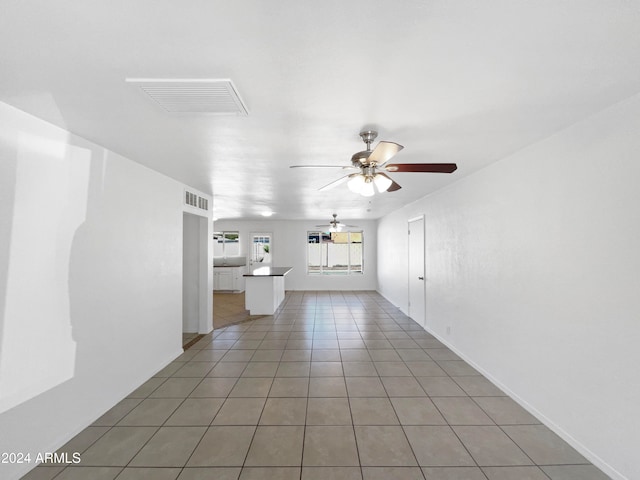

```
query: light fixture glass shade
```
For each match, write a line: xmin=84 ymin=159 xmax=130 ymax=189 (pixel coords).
xmin=373 ymin=173 xmax=392 ymax=192
xmin=360 ymin=179 xmax=375 ymax=197
xmin=347 ymin=174 xmax=365 ymax=193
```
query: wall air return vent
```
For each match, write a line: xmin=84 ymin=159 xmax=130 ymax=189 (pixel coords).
xmin=126 ymin=78 xmax=248 ymax=115
xmin=185 ymin=190 xmax=209 ymax=211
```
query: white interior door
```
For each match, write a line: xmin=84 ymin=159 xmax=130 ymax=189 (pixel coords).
xmin=408 ymin=216 xmax=426 ymax=328
xmin=250 ymin=232 xmax=272 ymax=268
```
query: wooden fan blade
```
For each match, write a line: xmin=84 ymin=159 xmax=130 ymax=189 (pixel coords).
xmin=318 ymin=174 xmax=353 ymax=192
xmin=384 ymin=163 xmax=457 ymax=173
xmin=377 ymin=172 xmax=402 ymax=192
xmin=368 ymin=141 xmax=404 ymax=165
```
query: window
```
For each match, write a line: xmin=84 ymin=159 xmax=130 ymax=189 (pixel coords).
xmin=307 ymin=231 xmax=363 ymax=275
xmin=213 ymin=231 xmax=240 ymax=257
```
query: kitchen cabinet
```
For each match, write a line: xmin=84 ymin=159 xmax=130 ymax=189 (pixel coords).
xmin=213 ymin=266 xmax=245 ymax=292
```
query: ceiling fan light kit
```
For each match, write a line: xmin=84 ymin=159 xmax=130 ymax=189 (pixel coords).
xmin=316 ymin=214 xmax=358 ymax=233
xmin=290 ymin=129 xmax=458 ymax=196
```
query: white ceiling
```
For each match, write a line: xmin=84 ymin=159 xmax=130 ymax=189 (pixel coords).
xmin=2 ymin=0 xmax=640 ymax=220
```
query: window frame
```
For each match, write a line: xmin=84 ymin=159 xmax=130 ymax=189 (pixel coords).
xmin=306 ymin=230 xmax=364 ymax=275
xmin=213 ymin=231 xmax=240 ymax=257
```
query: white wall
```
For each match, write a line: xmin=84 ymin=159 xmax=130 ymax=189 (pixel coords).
xmin=0 ymin=101 xmax=206 ymax=479
xmin=377 ymin=95 xmax=640 ymax=480
xmin=213 ymin=219 xmax=378 ymax=291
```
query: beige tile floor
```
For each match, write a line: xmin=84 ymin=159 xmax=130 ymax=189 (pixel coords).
xmin=23 ymin=291 xmax=610 ymax=480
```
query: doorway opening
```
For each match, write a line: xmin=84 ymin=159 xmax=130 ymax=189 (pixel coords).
xmin=182 ymin=212 xmax=211 ymax=347
xmin=249 ymin=232 xmax=272 ymax=268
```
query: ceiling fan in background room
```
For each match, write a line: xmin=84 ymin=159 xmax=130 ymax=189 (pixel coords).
xmin=290 ymin=130 xmax=458 ymax=196
xmin=316 ymin=214 xmax=358 ymax=232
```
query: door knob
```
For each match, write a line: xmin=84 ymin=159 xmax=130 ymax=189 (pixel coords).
xmin=418 ymin=276 xmax=424 ymax=280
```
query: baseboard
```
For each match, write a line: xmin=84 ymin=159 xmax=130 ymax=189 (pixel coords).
xmin=12 ymin=348 xmax=184 ymax=480
xmin=423 ymin=327 xmax=627 ymax=480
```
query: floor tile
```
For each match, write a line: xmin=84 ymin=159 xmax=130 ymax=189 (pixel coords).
xmin=405 ymin=361 xmax=447 ymax=376
xmin=416 ymin=377 xmax=467 ymax=397
xmin=422 ymin=466 xmax=486 ymax=479
xmin=343 ymin=362 xmax=378 ymax=377
xmin=245 ymin=426 xmax=304 ymax=466
xmin=350 ymin=397 xmax=399 ymax=425
xmin=482 ymin=466 xmax=549 ymax=480
xmin=165 ymin=398 xmax=224 ymax=426
xmin=173 ymin=362 xmax=216 ymax=377
xmin=340 ymin=350 xmax=372 ymax=361
xmin=397 ymin=349 xmax=432 ymax=361
xmin=540 ymin=464 xmax=611 ymax=480
xmin=368 ymin=349 xmax=402 ymax=361
xmin=374 ymin=362 xmax=412 ymax=376
xmin=452 ymin=376 xmax=504 ymax=396
xmin=473 ymin=397 xmax=540 ymax=425
xmin=312 ymin=349 xmax=342 ymax=361
xmin=381 ymin=377 xmax=427 ymax=396
xmin=362 ymin=467 xmax=424 ymax=479
xmin=424 ymin=349 xmax=460 ymax=361
xmin=354 ymin=425 xmax=417 ymax=466
xmin=276 ymin=362 xmax=311 ymax=377
xmin=281 ymin=350 xmax=312 ymax=361
xmin=128 ymin=378 xmax=165 ymax=398
xmin=54 ymin=291 xmax=608 ymax=479
xmin=213 ymin=397 xmax=266 ymax=425
xmin=129 ymin=426 xmax=206 ymax=466
xmin=20 ymin=466 xmax=65 ymax=480
xmin=189 ymin=377 xmax=237 ymax=397
xmin=53 ymin=426 xmax=110 ymax=461
xmin=269 ymin=377 xmax=310 ymax=397
xmin=177 ymin=467 xmax=241 ymax=480
xmin=239 ymin=467 xmax=301 ymax=479
xmin=453 ymin=426 xmax=533 ymax=466
xmin=92 ymin=399 xmax=143 ymax=426
xmin=251 ymin=350 xmax=284 ymax=362
xmin=303 ymin=426 xmax=360 ymax=466
xmin=228 ymin=377 xmax=273 ymax=397
xmin=50 ymin=467 xmax=122 ymax=480
xmin=187 ymin=426 xmax=256 ymax=466
xmin=149 ymin=378 xmax=202 ymax=398
xmin=501 ymin=425 xmax=588 ymax=465
xmin=311 ymin=361 xmax=345 ymax=377
xmin=80 ymin=427 xmax=158 ymax=466
xmin=309 ymin=377 xmax=348 ymax=397
xmin=403 ymin=426 xmax=475 ymax=467
xmin=260 ymin=397 xmax=307 ymax=425
xmin=241 ymin=362 xmax=279 ymax=377
xmin=209 ymin=362 xmax=248 ymax=377
xmin=390 ymin=397 xmax=447 ymax=425
xmin=112 ymin=467 xmax=181 ymax=479
xmin=118 ymin=398 xmax=183 ymax=426
xmin=345 ymin=377 xmax=387 ymax=397
xmin=302 ymin=466 xmax=363 ymax=480
xmin=431 ymin=397 xmax=494 ymax=425
xmin=307 ymin=397 xmax=353 ymax=425
xmin=190 ymin=349 xmax=227 ymax=362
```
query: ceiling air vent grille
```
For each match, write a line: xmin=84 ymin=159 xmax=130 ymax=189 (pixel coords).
xmin=185 ymin=190 xmax=209 ymax=211
xmin=127 ymin=78 xmax=248 ymax=115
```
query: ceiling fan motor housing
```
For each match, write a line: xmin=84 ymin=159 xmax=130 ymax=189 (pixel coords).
xmin=352 ymin=130 xmax=378 ymax=166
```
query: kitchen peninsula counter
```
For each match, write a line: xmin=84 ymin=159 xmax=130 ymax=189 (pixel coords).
xmin=243 ymin=267 xmax=291 ymax=314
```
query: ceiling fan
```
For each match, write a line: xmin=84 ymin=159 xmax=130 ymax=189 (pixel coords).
xmin=290 ymin=130 xmax=457 ymax=196
xmin=316 ymin=213 xmax=357 ymax=232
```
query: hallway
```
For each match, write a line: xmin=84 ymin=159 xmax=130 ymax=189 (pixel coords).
xmin=25 ymin=291 xmax=608 ymax=480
